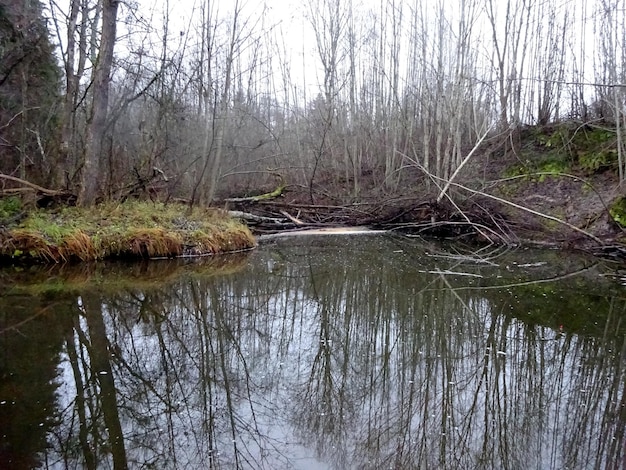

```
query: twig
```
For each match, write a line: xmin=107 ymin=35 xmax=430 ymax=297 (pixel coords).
xmin=280 ymin=210 xmax=305 ymax=225
xmin=397 ymin=150 xmax=506 ymax=242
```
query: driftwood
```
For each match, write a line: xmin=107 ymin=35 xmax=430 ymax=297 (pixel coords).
xmin=0 ymin=173 xmax=75 ymax=211
xmin=280 ymin=210 xmax=305 ymax=225
xmin=444 ymin=180 xmax=604 ymax=245
xmin=227 ymin=202 xmax=348 ymax=233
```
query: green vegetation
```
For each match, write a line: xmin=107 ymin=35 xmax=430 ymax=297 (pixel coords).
xmin=0 ymin=195 xmax=21 ymax=219
xmin=0 ymin=200 xmax=256 ymax=262
xmin=609 ymin=196 xmax=626 ymax=228
xmin=513 ymin=123 xmax=619 ymax=178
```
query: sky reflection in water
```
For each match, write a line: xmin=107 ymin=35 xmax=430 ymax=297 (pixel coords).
xmin=0 ymin=234 xmax=625 ymax=469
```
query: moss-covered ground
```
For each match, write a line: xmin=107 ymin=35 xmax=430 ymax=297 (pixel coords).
xmin=0 ymin=200 xmax=256 ymax=263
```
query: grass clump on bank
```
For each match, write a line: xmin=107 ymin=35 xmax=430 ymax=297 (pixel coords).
xmin=0 ymin=201 xmax=256 ymax=263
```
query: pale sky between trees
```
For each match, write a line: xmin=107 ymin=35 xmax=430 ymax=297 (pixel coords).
xmin=41 ymin=0 xmax=625 ymax=204
xmin=50 ymin=0 xmax=614 ymax=105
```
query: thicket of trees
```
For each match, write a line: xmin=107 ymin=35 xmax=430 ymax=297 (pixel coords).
xmin=0 ymin=0 xmax=60 ymax=186
xmin=1 ymin=0 xmax=625 ymax=206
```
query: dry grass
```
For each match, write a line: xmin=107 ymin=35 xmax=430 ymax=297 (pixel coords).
xmin=61 ymin=230 xmax=97 ymax=261
xmin=0 ymin=201 xmax=256 ymax=263
xmin=122 ymin=228 xmax=183 ymax=258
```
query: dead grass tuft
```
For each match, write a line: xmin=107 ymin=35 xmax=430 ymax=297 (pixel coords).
xmin=122 ymin=228 xmax=183 ymax=258
xmin=60 ymin=231 xmax=97 ymax=261
xmin=2 ymin=230 xmax=60 ymax=262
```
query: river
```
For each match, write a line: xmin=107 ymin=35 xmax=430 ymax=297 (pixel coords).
xmin=1 ymin=234 xmax=624 ymax=469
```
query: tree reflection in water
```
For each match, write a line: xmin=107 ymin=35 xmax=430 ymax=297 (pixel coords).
xmin=2 ymin=236 xmax=624 ymax=469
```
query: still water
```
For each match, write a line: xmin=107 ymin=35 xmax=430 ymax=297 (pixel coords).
xmin=1 ymin=234 xmax=625 ymax=469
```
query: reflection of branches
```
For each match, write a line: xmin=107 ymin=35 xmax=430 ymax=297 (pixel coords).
xmin=297 ymin=261 xmax=348 ymax=464
xmin=0 ymin=301 xmax=59 ymax=334
xmin=37 ymin=236 xmax=626 ymax=469
xmin=445 ymin=262 xmax=599 ymax=292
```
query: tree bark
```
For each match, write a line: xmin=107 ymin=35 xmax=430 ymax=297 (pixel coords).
xmin=78 ymin=0 xmax=119 ymax=206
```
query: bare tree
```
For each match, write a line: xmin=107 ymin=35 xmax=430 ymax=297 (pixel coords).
xmin=78 ymin=0 xmax=120 ymax=206
xmin=190 ymin=0 xmax=260 ymax=206
xmin=33 ymin=0 xmax=626 ymax=204
xmin=304 ymin=0 xmax=349 ymax=200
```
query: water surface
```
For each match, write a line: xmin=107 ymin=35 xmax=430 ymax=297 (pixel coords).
xmin=1 ymin=234 xmax=625 ymax=469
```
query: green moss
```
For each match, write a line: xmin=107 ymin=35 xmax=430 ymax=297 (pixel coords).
xmin=504 ymin=157 xmax=569 ymax=182
xmin=504 ymin=164 xmax=529 ymax=178
xmin=609 ymin=197 xmax=626 ymax=227
xmin=534 ymin=126 xmax=566 ymax=148
xmin=520 ymin=123 xmax=618 ymax=176
xmin=578 ymin=149 xmax=618 ymax=172
xmin=536 ymin=159 xmax=569 ymax=181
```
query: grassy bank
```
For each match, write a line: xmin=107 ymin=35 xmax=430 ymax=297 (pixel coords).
xmin=0 ymin=200 xmax=256 ymax=263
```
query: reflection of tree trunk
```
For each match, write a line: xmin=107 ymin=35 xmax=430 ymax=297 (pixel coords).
xmin=65 ymin=324 xmax=96 ymax=470
xmin=613 ymin=378 xmax=626 ymax=466
xmin=190 ymin=282 xmax=217 ymax=461
xmin=217 ymin=323 xmax=242 ymax=468
xmin=154 ymin=321 xmax=177 ymax=458
xmin=83 ymin=294 xmax=128 ymax=470
xmin=494 ymin=315 xmax=512 ymax=466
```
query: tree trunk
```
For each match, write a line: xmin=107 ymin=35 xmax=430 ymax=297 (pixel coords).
xmin=78 ymin=0 xmax=119 ymax=206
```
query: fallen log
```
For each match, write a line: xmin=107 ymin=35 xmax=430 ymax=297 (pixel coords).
xmin=0 ymin=173 xmax=65 ymax=196
xmin=227 ymin=210 xmax=291 ymax=226
xmin=224 ymin=173 xmax=286 ymax=203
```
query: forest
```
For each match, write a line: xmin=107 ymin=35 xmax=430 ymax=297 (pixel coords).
xmin=1 ymin=0 xmax=625 ymax=244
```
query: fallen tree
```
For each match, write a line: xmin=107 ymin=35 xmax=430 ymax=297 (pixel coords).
xmin=0 ymin=173 xmax=76 ymax=211
xmin=0 ymin=173 xmax=68 ymax=197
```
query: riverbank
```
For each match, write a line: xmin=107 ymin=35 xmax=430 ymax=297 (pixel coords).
xmin=2 ymin=124 xmax=625 ymax=264
xmin=224 ymin=122 xmax=626 ymax=260
xmin=0 ymin=200 xmax=256 ymax=263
